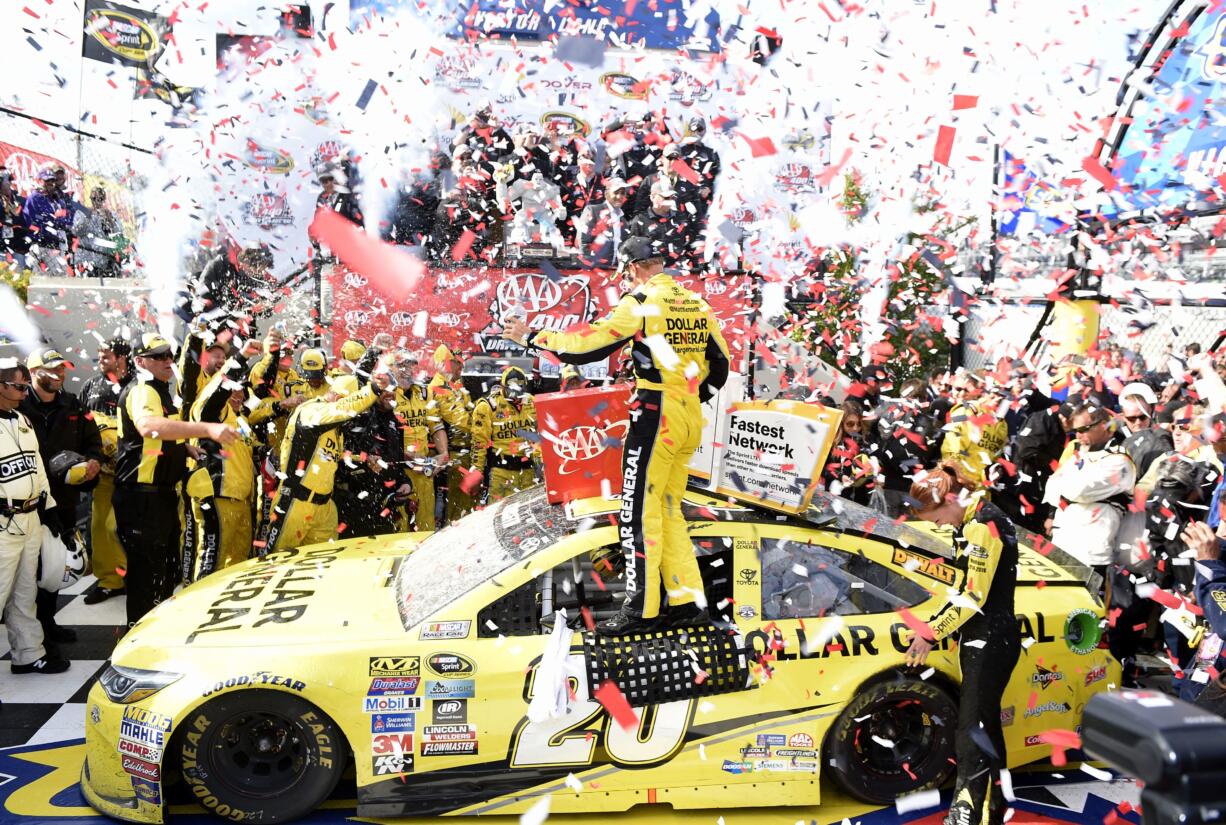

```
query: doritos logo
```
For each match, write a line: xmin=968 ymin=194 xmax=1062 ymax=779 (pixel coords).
xmin=85 ymin=9 xmax=160 ymax=62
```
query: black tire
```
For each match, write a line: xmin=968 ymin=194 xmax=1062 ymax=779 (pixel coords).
xmin=177 ymin=689 xmax=346 ymax=823
xmin=824 ymin=676 xmax=957 ymax=804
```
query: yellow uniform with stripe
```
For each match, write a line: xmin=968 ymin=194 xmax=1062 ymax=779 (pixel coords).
xmin=263 ymin=384 xmax=378 ymax=552
xmin=90 ymin=408 xmax=124 ymax=590
xmin=184 ymin=371 xmax=278 ymax=581
xmin=247 ymin=346 xmax=310 ymax=454
xmin=395 ymin=385 xmax=444 ymax=531
xmin=527 ymin=270 xmax=730 ymax=619
xmin=470 ymin=389 xmax=538 ymax=503
xmin=940 ymin=400 xmax=1007 ymax=488
xmin=429 ymin=371 xmax=475 ymax=523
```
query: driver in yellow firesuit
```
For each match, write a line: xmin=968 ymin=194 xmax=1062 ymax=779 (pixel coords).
xmin=504 ymin=236 xmax=730 ymax=634
xmin=470 ymin=366 xmax=538 ymax=503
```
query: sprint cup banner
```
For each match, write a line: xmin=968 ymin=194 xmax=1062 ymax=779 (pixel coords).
xmin=82 ymin=0 xmax=167 ymax=68
xmin=714 ymin=401 xmax=842 ymax=515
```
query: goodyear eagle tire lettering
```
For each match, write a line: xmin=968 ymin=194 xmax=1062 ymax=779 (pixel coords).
xmin=823 ymin=676 xmax=957 ymax=804
xmin=176 ymin=690 xmax=346 ymax=823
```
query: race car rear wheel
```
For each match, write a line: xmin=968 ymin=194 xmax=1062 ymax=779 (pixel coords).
xmin=177 ymin=689 xmax=346 ymax=823
xmin=824 ymin=676 xmax=957 ymax=804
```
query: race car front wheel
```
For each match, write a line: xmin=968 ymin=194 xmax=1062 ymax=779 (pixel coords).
xmin=177 ymin=689 xmax=346 ymax=822
xmin=824 ymin=676 xmax=957 ymax=804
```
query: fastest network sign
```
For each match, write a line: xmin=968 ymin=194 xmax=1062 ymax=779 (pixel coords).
xmin=714 ymin=401 xmax=842 ymax=514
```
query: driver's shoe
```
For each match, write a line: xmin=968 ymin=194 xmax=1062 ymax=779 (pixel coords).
xmin=596 ymin=606 xmax=659 ymax=636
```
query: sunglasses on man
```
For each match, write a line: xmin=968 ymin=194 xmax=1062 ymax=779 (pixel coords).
xmin=0 ymin=381 xmax=30 ymax=393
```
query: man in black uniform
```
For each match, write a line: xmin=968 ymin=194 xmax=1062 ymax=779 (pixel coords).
xmin=338 ymin=388 xmax=408 ymax=538
xmin=114 ymin=334 xmax=238 ymax=626
xmin=20 ymin=348 xmax=104 ymax=646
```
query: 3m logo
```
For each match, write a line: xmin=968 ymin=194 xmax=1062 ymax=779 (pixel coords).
xmin=553 ymin=422 xmax=628 ymax=475
xmin=373 ymin=733 xmax=413 ymax=754
xmin=369 ymin=656 xmax=420 ymax=677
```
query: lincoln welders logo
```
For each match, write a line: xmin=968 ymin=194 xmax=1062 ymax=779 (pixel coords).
xmin=553 ymin=421 xmax=629 ymax=474
xmin=600 ymin=72 xmax=646 ymax=100
xmin=85 ymin=8 xmax=161 ymax=63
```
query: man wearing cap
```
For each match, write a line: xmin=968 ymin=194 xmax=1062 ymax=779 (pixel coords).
xmin=470 ymin=366 xmax=539 ymax=503
xmin=79 ymin=338 xmax=133 ymax=604
xmin=263 ymin=351 xmax=391 ymax=552
xmin=1120 ymin=382 xmax=1173 ymax=479
xmin=0 ymin=358 xmax=68 ymax=674
xmin=505 ymin=236 xmax=730 ymax=633
xmin=627 ymin=181 xmax=691 ymax=267
xmin=578 ymin=179 xmax=630 ymax=268
xmin=333 ymin=340 xmax=367 ymax=376
xmin=429 ymin=345 xmax=475 ymax=524
xmin=20 ymin=348 xmax=104 ymax=645
xmin=24 ymin=167 xmax=77 ymax=275
xmin=632 ymin=144 xmax=697 ymax=221
xmin=115 ymin=333 xmax=240 ymax=625
xmin=392 ymin=351 xmax=448 ymax=531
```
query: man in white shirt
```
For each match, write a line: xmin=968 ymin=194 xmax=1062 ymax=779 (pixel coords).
xmin=0 ymin=358 xmax=68 ymax=674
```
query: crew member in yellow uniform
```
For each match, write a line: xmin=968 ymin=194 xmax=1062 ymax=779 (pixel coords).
xmin=505 ymin=236 xmax=730 ymax=634
xmin=429 ymin=344 xmax=474 ymax=524
xmin=393 ymin=351 xmax=448 ymax=531
xmin=941 ymin=370 xmax=1007 ymax=488
xmin=263 ymin=361 xmax=390 ymax=552
xmin=470 ymin=366 xmax=538 ymax=503
xmin=186 ymin=344 xmax=279 ymax=580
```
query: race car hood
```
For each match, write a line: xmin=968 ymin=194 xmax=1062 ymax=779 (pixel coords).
xmin=115 ymin=535 xmax=423 ymax=654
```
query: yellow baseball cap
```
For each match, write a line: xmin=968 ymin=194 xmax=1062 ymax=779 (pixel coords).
xmin=133 ymin=333 xmax=173 ymax=358
xmin=299 ymin=348 xmax=327 ymax=377
xmin=26 ymin=348 xmax=67 ymax=370
xmin=341 ymin=340 xmax=367 ymax=362
xmin=433 ymin=344 xmax=455 ymax=365
xmin=329 ymin=374 xmax=361 ymax=397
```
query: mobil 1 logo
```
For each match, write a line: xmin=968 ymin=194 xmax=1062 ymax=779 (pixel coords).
xmin=432 ymin=698 xmax=467 ymax=724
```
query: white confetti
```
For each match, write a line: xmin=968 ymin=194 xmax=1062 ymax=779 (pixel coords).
xmin=519 ymin=794 xmax=551 ymax=825
xmin=895 ymin=789 xmax=942 ymax=814
xmin=1080 ymin=764 xmax=1114 ymax=781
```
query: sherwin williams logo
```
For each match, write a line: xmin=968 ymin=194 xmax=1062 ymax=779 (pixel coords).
xmin=600 ymin=72 xmax=646 ymax=99
xmin=86 ymin=9 xmax=160 ymax=62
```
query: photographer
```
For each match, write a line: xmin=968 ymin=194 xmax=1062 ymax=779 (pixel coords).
xmin=1181 ymin=519 xmax=1226 ymax=715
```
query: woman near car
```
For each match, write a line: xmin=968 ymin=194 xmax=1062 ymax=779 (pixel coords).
xmin=904 ymin=462 xmax=1020 ymax=825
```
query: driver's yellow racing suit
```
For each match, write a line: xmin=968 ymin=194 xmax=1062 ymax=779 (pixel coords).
xmin=526 ymin=270 xmax=730 ymax=619
xmin=470 ymin=368 xmax=538 ymax=503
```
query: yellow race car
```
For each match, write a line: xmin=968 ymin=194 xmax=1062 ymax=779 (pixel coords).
xmin=82 ymin=487 xmax=1117 ymax=823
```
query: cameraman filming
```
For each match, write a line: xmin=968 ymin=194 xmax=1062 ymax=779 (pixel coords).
xmin=1181 ymin=518 xmax=1226 ymax=715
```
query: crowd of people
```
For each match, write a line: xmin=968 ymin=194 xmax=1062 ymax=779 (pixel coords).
xmin=818 ymin=341 xmax=1226 ymax=700
xmin=0 ymin=165 xmax=129 ymax=278
xmin=383 ymin=105 xmax=722 ymax=268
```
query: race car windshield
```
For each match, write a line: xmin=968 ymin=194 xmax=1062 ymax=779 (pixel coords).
xmin=806 ymin=490 xmax=955 ymax=560
xmin=394 ymin=488 xmax=572 ymax=631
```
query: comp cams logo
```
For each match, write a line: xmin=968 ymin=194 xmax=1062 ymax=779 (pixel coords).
xmin=85 ymin=8 xmax=160 ymax=62
xmin=552 ymin=421 xmax=629 ymax=474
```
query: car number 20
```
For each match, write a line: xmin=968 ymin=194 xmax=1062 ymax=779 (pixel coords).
xmin=510 ymin=653 xmax=694 ymax=768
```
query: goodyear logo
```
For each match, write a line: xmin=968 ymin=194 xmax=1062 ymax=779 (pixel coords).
xmin=370 ymin=656 xmax=420 ymax=677
xmin=85 ymin=9 xmax=160 ymax=62
xmin=600 ymin=72 xmax=646 ymax=100
xmin=893 ymin=548 xmax=957 ymax=584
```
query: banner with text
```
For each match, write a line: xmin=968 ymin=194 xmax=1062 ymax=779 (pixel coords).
xmin=714 ymin=400 xmax=842 ymax=515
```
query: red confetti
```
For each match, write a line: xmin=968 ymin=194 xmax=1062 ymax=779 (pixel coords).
xmin=308 ymin=208 xmax=423 ymax=301
xmin=450 ymin=228 xmax=477 ymax=262
xmin=933 ymin=125 xmax=956 ymax=166
xmin=594 ymin=680 xmax=637 ymax=732
xmin=952 ymin=95 xmax=979 ymax=110
xmin=1081 ymin=155 xmax=1118 ymax=191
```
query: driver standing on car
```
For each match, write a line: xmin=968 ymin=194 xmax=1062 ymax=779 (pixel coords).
xmin=503 ymin=236 xmax=730 ymax=635
xmin=904 ymin=462 xmax=1020 ymax=825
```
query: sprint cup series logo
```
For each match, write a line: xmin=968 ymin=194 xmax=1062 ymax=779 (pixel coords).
xmin=243 ymin=142 xmax=295 ymax=175
xmin=553 ymin=421 xmax=629 ymax=475
xmin=539 ymin=112 xmax=591 ymax=138
xmin=85 ymin=8 xmax=161 ymax=63
xmin=600 ymin=72 xmax=646 ymax=100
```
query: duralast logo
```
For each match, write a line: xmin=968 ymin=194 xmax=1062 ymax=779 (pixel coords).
xmin=426 ymin=653 xmax=476 ymax=676
xmin=600 ymin=72 xmax=646 ymax=100
xmin=86 ymin=9 xmax=160 ymax=62
xmin=369 ymin=656 xmax=420 ymax=677
xmin=1032 ymin=665 xmax=1063 ymax=690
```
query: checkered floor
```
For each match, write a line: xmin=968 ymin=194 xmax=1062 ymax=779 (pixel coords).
xmin=0 ymin=574 xmax=127 ymax=748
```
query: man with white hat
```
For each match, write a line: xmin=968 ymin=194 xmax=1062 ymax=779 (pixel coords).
xmin=20 ymin=347 xmax=104 ymax=647
xmin=1119 ymin=381 xmax=1173 ymax=479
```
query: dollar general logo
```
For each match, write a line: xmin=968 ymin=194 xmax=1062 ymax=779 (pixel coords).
xmin=369 ymin=656 xmax=420 ymax=677
xmin=85 ymin=8 xmax=161 ymax=62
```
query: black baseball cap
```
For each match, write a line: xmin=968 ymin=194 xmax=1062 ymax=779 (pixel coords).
xmin=618 ymin=236 xmax=660 ymax=268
